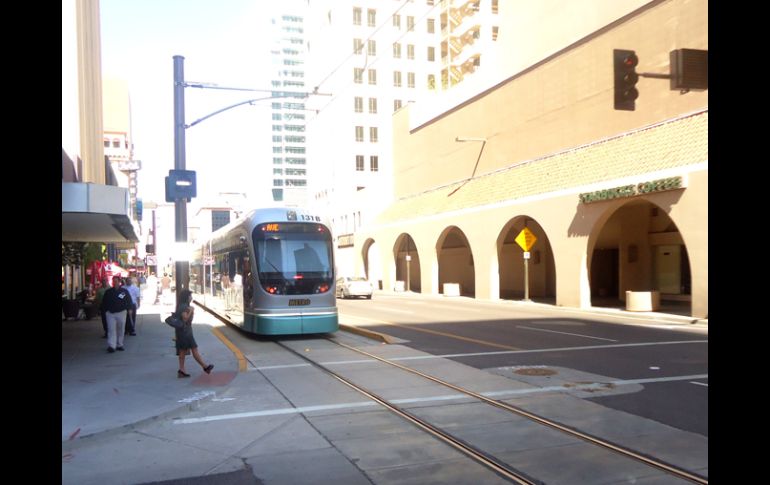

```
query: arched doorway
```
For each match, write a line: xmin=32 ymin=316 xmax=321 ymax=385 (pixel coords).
xmin=436 ymin=226 xmax=475 ymax=297
xmin=497 ymin=217 xmax=556 ymax=303
xmin=362 ymin=238 xmax=383 ymax=290
xmin=588 ymin=200 xmax=691 ymax=314
xmin=393 ymin=234 xmax=421 ymax=293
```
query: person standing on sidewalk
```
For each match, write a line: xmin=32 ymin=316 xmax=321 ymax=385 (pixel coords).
xmin=94 ymin=277 xmax=110 ymax=338
xmin=174 ymin=290 xmax=214 ymax=378
xmin=124 ymin=277 xmax=141 ymax=336
xmin=102 ymin=275 xmax=132 ymax=353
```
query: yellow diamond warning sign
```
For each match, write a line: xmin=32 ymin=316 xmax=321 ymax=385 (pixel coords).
xmin=515 ymin=227 xmax=537 ymax=252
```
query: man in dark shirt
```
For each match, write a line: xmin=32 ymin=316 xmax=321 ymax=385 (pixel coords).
xmin=102 ymin=275 xmax=132 ymax=353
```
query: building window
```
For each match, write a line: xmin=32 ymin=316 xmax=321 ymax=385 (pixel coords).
xmin=427 ymin=18 xmax=435 ymax=33
xmin=367 ymin=39 xmax=376 ymax=56
xmin=272 ymin=125 xmax=282 ymax=131
xmin=428 ymin=46 xmax=435 ymax=62
xmin=353 ymin=7 xmax=361 ymax=25
xmin=407 ymin=44 xmax=415 ymax=59
xmin=394 ymin=99 xmax=403 ymax=111
xmin=393 ymin=14 xmax=401 ymax=29
xmin=370 ymin=156 xmax=379 ymax=172
xmin=369 ymin=127 xmax=378 ymax=142
xmin=428 ymin=74 xmax=436 ymax=90
xmin=272 ymin=135 xmax=282 ymax=142
xmin=212 ymin=210 xmax=231 ymax=232
xmin=353 ymin=38 xmax=363 ymax=54
xmin=367 ymin=9 xmax=376 ymax=27
xmin=368 ymin=69 xmax=377 ymax=85
xmin=407 ymin=16 xmax=414 ymax=31
xmin=272 ymin=147 xmax=283 ymax=153
xmin=408 ymin=72 xmax=415 ymax=88
xmin=274 ymin=168 xmax=283 ymax=175
xmin=368 ymin=97 xmax=378 ymax=114
xmin=354 ymin=96 xmax=363 ymax=113
xmin=393 ymin=71 xmax=402 ymax=87
xmin=272 ymin=113 xmax=281 ymax=121
xmin=427 ymin=0 xmax=434 ymax=5
xmin=393 ymin=42 xmax=401 ymax=58
xmin=356 ymin=155 xmax=364 ymax=171
xmin=112 ymin=139 xmax=120 ymax=148
xmin=273 ymin=157 xmax=283 ymax=164
xmin=355 ymin=126 xmax=364 ymax=142
xmin=354 ymin=67 xmax=363 ymax=83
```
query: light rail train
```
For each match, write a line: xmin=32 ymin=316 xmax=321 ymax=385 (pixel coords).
xmin=190 ymin=207 xmax=338 ymax=335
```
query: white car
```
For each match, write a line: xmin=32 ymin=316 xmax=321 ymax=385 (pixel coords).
xmin=336 ymin=277 xmax=373 ymax=299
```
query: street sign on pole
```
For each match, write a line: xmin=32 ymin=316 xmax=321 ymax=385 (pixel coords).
xmin=515 ymin=227 xmax=537 ymax=301
xmin=515 ymin=227 xmax=537 ymax=252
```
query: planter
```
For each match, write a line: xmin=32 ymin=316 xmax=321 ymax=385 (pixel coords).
xmin=625 ymin=291 xmax=661 ymax=312
xmin=82 ymin=304 xmax=99 ymax=320
xmin=62 ymin=299 xmax=80 ymax=320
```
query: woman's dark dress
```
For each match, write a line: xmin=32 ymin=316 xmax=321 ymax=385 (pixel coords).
xmin=174 ymin=308 xmax=197 ymax=355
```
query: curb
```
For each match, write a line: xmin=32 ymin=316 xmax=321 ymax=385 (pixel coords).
xmin=339 ymin=324 xmax=396 ymax=344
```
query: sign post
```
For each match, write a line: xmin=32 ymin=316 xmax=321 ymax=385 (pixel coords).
xmin=514 ymin=227 xmax=537 ymax=301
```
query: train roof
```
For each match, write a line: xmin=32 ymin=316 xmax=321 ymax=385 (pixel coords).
xmin=202 ymin=207 xmax=331 ymax=249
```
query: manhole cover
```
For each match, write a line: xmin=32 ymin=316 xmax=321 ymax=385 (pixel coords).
xmin=513 ymin=367 xmax=557 ymax=376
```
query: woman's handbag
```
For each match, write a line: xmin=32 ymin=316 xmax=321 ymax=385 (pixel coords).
xmin=164 ymin=313 xmax=184 ymax=329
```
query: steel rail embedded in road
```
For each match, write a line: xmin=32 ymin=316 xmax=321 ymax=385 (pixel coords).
xmin=331 ymin=339 xmax=708 ymax=485
xmin=274 ymin=340 xmax=542 ymax=485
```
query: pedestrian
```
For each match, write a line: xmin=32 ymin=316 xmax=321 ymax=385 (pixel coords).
xmin=102 ymin=275 xmax=132 ymax=352
xmin=173 ymin=289 xmax=214 ymax=378
xmin=145 ymin=272 xmax=159 ymax=304
xmin=94 ymin=278 xmax=110 ymax=338
xmin=124 ymin=277 xmax=141 ymax=336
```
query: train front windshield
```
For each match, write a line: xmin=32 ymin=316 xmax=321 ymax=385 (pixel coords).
xmin=253 ymin=222 xmax=334 ymax=295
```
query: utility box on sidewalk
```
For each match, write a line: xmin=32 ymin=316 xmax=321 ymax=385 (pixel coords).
xmin=625 ymin=290 xmax=660 ymax=311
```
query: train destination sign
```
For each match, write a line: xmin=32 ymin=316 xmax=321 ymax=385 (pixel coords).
xmin=578 ymin=176 xmax=683 ymax=204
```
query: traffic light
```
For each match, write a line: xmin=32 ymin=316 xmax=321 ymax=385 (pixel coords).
xmin=613 ymin=49 xmax=639 ymax=111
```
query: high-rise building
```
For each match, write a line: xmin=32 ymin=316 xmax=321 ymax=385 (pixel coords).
xmin=269 ymin=2 xmax=310 ymax=206
xmin=439 ymin=0 xmax=500 ymax=90
xmin=306 ymin=1 xmax=475 ymax=275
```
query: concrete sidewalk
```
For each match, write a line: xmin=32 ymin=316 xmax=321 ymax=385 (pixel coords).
xmin=62 ymin=302 xmax=240 ymax=442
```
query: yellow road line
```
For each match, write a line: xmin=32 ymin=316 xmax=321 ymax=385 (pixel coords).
xmin=211 ymin=327 xmax=248 ymax=372
xmin=341 ymin=314 xmax=521 ymax=351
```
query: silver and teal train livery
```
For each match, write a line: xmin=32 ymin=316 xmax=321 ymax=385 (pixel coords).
xmin=190 ymin=207 xmax=338 ymax=335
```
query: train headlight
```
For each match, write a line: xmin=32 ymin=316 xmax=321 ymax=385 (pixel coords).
xmin=315 ymin=283 xmax=330 ymax=294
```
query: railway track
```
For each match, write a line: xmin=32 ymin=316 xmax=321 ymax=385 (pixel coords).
xmin=274 ymin=336 xmax=707 ymax=485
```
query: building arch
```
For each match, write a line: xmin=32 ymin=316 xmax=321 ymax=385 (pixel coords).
xmin=587 ymin=199 xmax=691 ymax=314
xmin=393 ymin=233 xmax=421 ymax=292
xmin=361 ymin=238 xmax=383 ymax=290
xmin=496 ymin=216 xmax=556 ymax=302
xmin=436 ymin=226 xmax=475 ymax=296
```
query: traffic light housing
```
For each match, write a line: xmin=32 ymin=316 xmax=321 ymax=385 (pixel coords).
xmin=614 ymin=49 xmax=639 ymax=111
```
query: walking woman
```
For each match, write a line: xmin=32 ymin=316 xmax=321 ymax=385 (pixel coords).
xmin=174 ymin=290 xmax=214 ymax=378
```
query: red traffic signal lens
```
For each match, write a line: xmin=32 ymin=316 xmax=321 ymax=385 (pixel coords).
xmin=622 ymin=54 xmax=638 ymax=68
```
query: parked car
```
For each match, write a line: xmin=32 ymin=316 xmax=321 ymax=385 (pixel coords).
xmin=336 ymin=277 xmax=373 ymax=299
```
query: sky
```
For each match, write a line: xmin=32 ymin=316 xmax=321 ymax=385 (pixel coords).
xmin=100 ymin=0 xmax=278 ymax=210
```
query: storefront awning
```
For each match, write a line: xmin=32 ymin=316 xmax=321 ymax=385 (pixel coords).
xmin=62 ymin=182 xmax=139 ymax=243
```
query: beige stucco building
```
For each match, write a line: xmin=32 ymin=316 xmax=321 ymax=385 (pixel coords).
xmin=355 ymin=0 xmax=707 ymax=319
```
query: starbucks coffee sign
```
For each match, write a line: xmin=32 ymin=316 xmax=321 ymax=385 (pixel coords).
xmin=579 ymin=176 xmax=683 ymax=204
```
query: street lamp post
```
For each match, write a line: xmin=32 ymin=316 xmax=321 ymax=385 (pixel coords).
xmin=173 ymin=55 xmax=189 ymax=307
